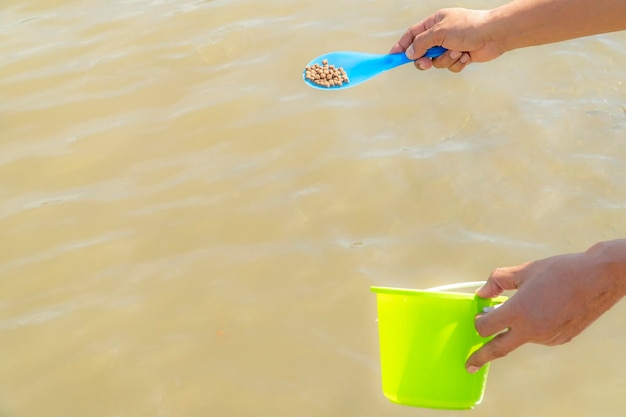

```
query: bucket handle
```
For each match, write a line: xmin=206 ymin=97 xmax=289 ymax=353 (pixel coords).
xmin=426 ymin=281 xmax=487 ymax=292
xmin=427 ymin=281 xmax=506 ymax=313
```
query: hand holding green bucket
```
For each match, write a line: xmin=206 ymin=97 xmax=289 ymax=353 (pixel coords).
xmin=371 ymin=282 xmax=507 ymax=410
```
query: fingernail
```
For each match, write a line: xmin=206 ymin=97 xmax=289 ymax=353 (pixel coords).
xmin=450 ymin=50 xmax=461 ymax=59
xmin=467 ymin=365 xmax=479 ymax=374
xmin=460 ymin=54 xmax=470 ymax=64
xmin=406 ymin=45 xmax=415 ymax=59
xmin=417 ymin=61 xmax=427 ymax=70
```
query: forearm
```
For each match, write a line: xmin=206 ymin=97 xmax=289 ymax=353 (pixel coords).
xmin=486 ymin=0 xmax=626 ymax=53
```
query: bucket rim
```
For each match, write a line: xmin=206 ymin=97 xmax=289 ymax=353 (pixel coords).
xmin=370 ymin=286 xmax=508 ymax=303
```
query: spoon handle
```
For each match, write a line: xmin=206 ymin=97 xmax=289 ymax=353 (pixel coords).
xmin=387 ymin=46 xmax=448 ymax=68
xmin=422 ymin=46 xmax=447 ymax=59
xmin=386 ymin=46 xmax=448 ymax=69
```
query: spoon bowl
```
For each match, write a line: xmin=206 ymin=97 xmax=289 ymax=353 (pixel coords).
xmin=303 ymin=46 xmax=447 ymax=90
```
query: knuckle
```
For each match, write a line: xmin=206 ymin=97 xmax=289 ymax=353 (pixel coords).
xmin=532 ymin=327 xmax=552 ymax=342
xmin=490 ymin=267 xmax=502 ymax=278
xmin=586 ymin=241 xmax=607 ymax=255
xmin=489 ymin=345 xmax=510 ymax=360
xmin=475 ymin=322 xmax=490 ymax=338
xmin=556 ymin=334 xmax=574 ymax=345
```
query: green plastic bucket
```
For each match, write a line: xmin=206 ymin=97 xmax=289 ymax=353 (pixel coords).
xmin=371 ymin=282 xmax=507 ymax=410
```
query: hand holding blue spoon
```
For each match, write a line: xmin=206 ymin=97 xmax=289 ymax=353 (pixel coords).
xmin=303 ymin=46 xmax=447 ymax=90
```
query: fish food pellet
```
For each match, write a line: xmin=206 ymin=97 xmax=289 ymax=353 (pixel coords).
xmin=304 ymin=59 xmax=349 ymax=88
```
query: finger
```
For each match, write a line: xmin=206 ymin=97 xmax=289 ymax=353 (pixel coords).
xmin=390 ymin=19 xmax=431 ymax=54
xmin=389 ymin=41 xmax=407 ymax=54
xmin=465 ymin=330 xmax=524 ymax=373
xmin=407 ymin=32 xmax=437 ymax=60
xmin=413 ymin=57 xmax=432 ymax=70
xmin=431 ymin=50 xmax=462 ymax=69
xmin=404 ymin=17 xmax=442 ymax=59
xmin=476 ymin=265 xmax=524 ymax=298
xmin=446 ymin=52 xmax=471 ymax=73
xmin=474 ymin=301 xmax=512 ymax=337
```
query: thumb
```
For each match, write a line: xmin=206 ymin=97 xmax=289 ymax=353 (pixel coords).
xmin=407 ymin=29 xmax=440 ymax=60
xmin=476 ymin=265 xmax=523 ymax=298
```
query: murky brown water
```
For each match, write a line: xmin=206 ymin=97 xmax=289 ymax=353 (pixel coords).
xmin=1 ymin=1 xmax=626 ymax=416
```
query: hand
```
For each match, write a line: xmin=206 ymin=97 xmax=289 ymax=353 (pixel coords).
xmin=389 ymin=8 xmax=503 ymax=73
xmin=466 ymin=239 xmax=626 ymax=373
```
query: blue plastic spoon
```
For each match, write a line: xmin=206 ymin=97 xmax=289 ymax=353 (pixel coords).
xmin=303 ymin=46 xmax=447 ymax=90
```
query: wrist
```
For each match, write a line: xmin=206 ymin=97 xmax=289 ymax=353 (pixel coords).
xmin=586 ymin=239 xmax=626 ymax=296
xmin=483 ymin=5 xmax=517 ymax=55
